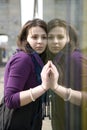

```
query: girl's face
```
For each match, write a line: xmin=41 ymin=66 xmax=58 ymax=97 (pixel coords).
xmin=48 ymin=26 xmax=70 ymax=54
xmin=27 ymin=26 xmax=47 ymax=54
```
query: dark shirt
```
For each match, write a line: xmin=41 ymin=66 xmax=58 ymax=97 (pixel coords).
xmin=51 ymin=49 xmax=87 ymax=130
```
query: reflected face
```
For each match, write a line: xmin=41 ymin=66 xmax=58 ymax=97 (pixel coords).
xmin=27 ymin=26 xmax=47 ymax=54
xmin=48 ymin=26 xmax=70 ymax=54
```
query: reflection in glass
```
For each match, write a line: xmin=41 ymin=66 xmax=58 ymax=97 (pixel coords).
xmin=47 ymin=18 xmax=87 ymax=130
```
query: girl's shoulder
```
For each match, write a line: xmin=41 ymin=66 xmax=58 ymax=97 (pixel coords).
xmin=71 ymin=49 xmax=87 ymax=65
xmin=71 ymin=49 xmax=82 ymax=59
xmin=12 ymin=51 xmax=32 ymax=62
xmin=6 ymin=51 xmax=33 ymax=69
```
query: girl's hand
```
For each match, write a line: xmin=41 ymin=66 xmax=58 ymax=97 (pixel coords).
xmin=49 ymin=62 xmax=59 ymax=90
xmin=41 ymin=61 xmax=52 ymax=90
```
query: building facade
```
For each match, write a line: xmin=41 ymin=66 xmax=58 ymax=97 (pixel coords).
xmin=0 ymin=0 xmax=21 ymax=63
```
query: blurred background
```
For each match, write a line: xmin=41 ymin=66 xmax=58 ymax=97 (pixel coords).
xmin=0 ymin=0 xmax=87 ymax=129
xmin=0 ymin=0 xmax=87 ymax=65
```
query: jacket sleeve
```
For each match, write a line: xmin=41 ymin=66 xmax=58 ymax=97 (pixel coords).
xmin=4 ymin=54 xmax=32 ymax=109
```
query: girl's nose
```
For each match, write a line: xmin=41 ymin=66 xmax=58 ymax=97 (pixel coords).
xmin=54 ymin=37 xmax=59 ymax=43
xmin=37 ymin=37 xmax=42 ymax=43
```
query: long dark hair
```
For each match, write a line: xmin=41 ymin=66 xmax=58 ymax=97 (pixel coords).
xmin=47 ymin=18 xmax=79 ymax=86
xmin=47 ymin=18 xmax=79 ymax=52
xmin=17 ymin=18 xmax=47 ymax=63
xmin=17 ymin=18 xmax=47 ymax=52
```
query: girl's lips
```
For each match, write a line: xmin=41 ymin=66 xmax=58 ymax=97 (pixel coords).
xmin=52 ymin=47 xmax=60 ymax=50
xmin=36 ymin=47 xmax=43 ymax=50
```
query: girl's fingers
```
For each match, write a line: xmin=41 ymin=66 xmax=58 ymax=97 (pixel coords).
xmin=50 ymin=62 xmax=57 ymax=72
xmin=43 ymin=61 xmax=52 ymax=70
xmin=41 ymin=61 xmax=52 ymax=76
xmin=50 ymin=62 xmax=59 ymax=77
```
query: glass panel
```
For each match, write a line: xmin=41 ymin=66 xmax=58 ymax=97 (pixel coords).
xmin=43 ymin=0 xmax=87 ymax=130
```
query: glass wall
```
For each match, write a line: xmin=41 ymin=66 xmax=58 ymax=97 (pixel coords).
xmin=43 ymin=0 xmax=87 ymax=130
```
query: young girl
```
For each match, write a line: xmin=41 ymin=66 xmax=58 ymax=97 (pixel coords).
xmin=4 ymin=18 xmax=49 ymax=130
xmin=47 ymin=18 xmax=87 ymax=130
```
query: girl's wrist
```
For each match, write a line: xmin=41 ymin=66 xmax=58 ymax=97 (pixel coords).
xmin=41 ymin=84 xmax=47 ymax=92
xmin=52 ymin=84 xmax=59 ymax=91
xmin=29 ymin=85 xmax=48 ymax=102
xmin=29 ymin=88 xmax=35 ymax=101
xmin=64 ymin=88 xmax=72 ymax=101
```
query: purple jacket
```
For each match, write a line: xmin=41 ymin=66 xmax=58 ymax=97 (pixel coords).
xmin=54 ymin=49 xmax=84 ymax=90
xmin=4 ymin=51 xmax=43 ymax=108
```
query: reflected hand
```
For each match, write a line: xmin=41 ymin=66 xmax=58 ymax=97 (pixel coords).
xmin=49 ymin=62 xmax=59 ymax=90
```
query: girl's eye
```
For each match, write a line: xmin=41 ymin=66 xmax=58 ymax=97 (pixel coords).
xmin=58 ymin=35 xmax=64 ymax=39
xmin=32 ymin=35 xmax=38 ymax=39
xmin=32 ymin=35 xmax=47 ymax=40
xmin=42 ymin=36 xmax=47 ymax=39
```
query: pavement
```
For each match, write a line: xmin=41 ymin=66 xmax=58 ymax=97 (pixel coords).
xmin=42 ymin=117 xmax=52 ymax=130
xmin=0 ymin=65 xmax=52 ymax=130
